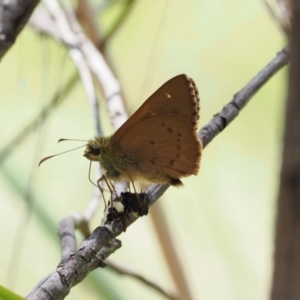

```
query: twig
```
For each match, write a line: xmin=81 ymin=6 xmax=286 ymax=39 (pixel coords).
xmin=26 ymin=46 xmax=289 ymax=300
xmin=58 ymin=217 xmax=77 ymax=263
xmin=107 ymin=261 xmax=179 ymax=300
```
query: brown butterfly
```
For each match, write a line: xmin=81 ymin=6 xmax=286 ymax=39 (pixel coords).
xmin=83 ymin=74 xmax=202 ymax=192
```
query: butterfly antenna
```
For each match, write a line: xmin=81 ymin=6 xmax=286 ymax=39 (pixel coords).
xmin=38 ymin=144 xmax=87 ymax=166
xmin=58 ymin=138 xmax=89 ymax=143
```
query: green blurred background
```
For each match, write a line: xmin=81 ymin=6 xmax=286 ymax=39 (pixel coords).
xmin=0 ymin=0 xmax=287 ymax=299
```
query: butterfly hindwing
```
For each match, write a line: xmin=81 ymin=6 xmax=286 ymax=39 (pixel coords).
xmin=114 ymin=114 xmax=201 ymax=179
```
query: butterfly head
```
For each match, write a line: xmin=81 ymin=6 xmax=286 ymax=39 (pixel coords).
xmin=83 ymin=137 xmax=111 ymax=162
xmin=83 ymin=140 xmax=101 ymax=161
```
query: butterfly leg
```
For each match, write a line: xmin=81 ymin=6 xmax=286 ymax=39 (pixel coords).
xmin=127 ymin=180 xmax=132 ymax=193
xmin=96 ymin=176 xmax=107 ymax=210
xmin=123 ymin=166 xmax=141 ymax=205
xmin=97 ymin=174 xmax=117 ymax=210
xmin=106 ymin=178 xmax=118 ymax=207
xmin=97 ymin=174 xmax=118 ymax=209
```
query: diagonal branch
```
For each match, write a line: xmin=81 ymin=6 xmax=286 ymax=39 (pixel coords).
xmin=200 ymin=46 xmax=289 ymax=147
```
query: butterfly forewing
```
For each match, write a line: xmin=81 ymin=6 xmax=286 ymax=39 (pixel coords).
xmin=112 ymin=74 xmax=200 ymax=142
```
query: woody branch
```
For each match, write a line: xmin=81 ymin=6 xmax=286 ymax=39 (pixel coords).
xmin=271 ymin=0 xmax=300 ymax=298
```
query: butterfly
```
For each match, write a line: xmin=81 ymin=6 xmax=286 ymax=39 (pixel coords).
xmin=83 ymin=74 xmax=202 ymax=193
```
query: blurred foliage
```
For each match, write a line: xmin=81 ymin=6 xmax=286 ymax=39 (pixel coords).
xmin=0 ymin=285 xmax=24 ymax=300
xmin=0 ymin=0 xmax=286 ymax=299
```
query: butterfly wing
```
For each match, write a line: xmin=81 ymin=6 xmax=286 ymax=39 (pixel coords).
xmin=112 ymin=74 xmax=200 ymax=141
xmin=110 ymin=74 xmax=201 ymax=181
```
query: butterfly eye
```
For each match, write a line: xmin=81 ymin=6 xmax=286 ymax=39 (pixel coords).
xmin=90 ymin=145 xmax=100 ymax=155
